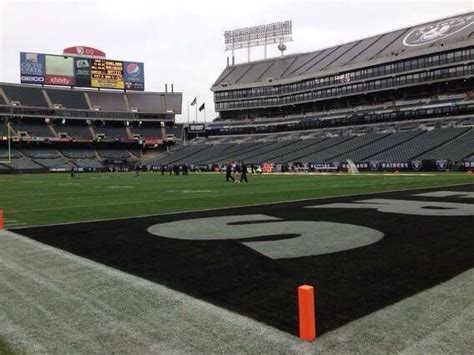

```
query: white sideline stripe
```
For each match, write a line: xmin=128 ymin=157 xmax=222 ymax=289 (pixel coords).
xmin=9 ymin=182 xmax=474 ymax=230
xmin=0 ymin=230 xmax=473 ymax=353
xmin=0 ymin=230 xmax=304 ymax=353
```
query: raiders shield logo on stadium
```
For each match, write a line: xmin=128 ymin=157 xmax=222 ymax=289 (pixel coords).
xmin=403 ymin=14 xmax=473 ymax=47
xmin=436 ymin=159 xmax=448 ymax=171
xmin=411 ymin=160 xmax=422 ymax=171
xmin=369 ymin=161 xmax=379 ymax=171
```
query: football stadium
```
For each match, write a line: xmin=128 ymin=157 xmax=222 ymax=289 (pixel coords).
xmin=0 ymin=2 xmax=473 ymax=354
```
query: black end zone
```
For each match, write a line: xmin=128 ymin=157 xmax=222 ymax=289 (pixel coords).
xmin=17 ymin=184 xmax=474 ymax=336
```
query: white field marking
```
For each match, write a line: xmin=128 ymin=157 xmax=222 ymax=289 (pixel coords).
xmin=9 ymin=182 xmax=474 ymax=230
xmin=97 ymin=185 xmax=135 ymax=189
xmin=4 ymin=222 xmax=27 ymax=227
xmin=0 ymin=230 xmax=305 ymax=354
xmin=165 ymin=189 xmax=215 ymax=193
xmin=414 ymin=191 xmax=474 ymax=198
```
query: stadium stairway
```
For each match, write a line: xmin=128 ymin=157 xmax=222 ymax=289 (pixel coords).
xmin=42 ymin=89 xmax=53 ymax=108
xmin=48 ymin=122 xmax=58 ymax=137
xmin=83 ymin=92 xmax=93 ymax=109
xmin=89 ymin=125 xmax=97 ymax=139
xmin=0 ymin=88 xmax=10 ymax=105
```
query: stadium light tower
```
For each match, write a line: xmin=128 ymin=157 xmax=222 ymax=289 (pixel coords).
xmin=224 ymin=20 xmax=293 ymax=64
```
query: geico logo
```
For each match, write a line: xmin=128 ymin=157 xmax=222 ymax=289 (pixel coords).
xmin=21 ymin=76 xmax=44 ymax=82
xmin=148 ymin=214 xmax=384 ymax=259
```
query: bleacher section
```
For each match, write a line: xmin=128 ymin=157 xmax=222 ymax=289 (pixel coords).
xmin=94 ymin=122 xmax=128 ymax=139
xmin=166 ymin=127 xmax=183 ymax=139
xmin=54 ymin=121 xmax=92 ymax=139
xmin=20 ymin=147 xmax=60 ymax=158
xmin=334 ymin=131 xmax=422 ymax=162
xmin=47 ymin=89 xmax=89 ymax=109
xmin=13 ymin=120 xmax=53 ymax=137
xmin=368 ymin=128 xmax=469 ymax=162
xmin=1 ymin=85 xmax=48 ymax=107
xmin=97 ymin=149 xmax=131 ymax=159
xmin=155 ymin=121 xmax=474 ymax=167
xmin=61 ymin=148 xmax=97 ymax=159
xmin=417 ymin=128 xmax=474 ymax=162
xmin=88 ymin=92 xmax=127 ymax=111
xmin=131 ymin=123 xmax=162 ymax=138
xmin=0 ymin=158 xmax=44 ymax=171
xmin=127 ymin=93 xmax=163 ymax=113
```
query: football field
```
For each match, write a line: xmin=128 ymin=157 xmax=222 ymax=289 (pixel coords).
xmin=0 ymin=171 xmax=473 ymax=353
xmin=1 ymin=171 xmax=473 ymax=228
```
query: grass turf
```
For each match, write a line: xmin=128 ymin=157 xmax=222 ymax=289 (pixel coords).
xmin=0 ymin=339 xmax=17 ymax=355
xmin=0 ymin=171 xmax=472 ymax=228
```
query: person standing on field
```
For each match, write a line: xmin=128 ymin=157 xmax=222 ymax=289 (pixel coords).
xmin=225 ymin=163 xmax=234 ymax=182
xmin=234 ymin=162 xmax=241 ymax=183
xmin=240 ymin=162 xmax=248 ymax=183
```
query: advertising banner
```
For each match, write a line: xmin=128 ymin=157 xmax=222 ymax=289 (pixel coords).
xmin=188 ymin=124 xmax=206 ymax=132
xmin=44 ymin=55 xmax=75 ymax=86
xmin=20 ymin=52 xmax=45 ymax=84
xmin=63 ymin=46 xmax=106 ymax=58
xmin=124 ymin=62 xmax=145 ymax=91
xmin=74 ymin=57 xmax=91 ymax=87
xmin=20 ymin=52 xmax=143 ymax=91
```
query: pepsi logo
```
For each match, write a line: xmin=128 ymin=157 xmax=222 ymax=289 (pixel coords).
xmin=126 ymin=63 xmax=141 ymax=77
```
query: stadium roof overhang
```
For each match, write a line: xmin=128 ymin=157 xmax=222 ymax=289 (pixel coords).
xmin=212 ymin=39 xmax=474 ymax=92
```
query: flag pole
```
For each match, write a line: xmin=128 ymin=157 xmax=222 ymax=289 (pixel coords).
xmin=187 ymin=101 xmax=190 ymax=125
xmin=195 ymin=101 xmax=198 ymax=123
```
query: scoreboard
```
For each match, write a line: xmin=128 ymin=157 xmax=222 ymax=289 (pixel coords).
xmin=91 ymin=59 xmax=124 ymax=89
xmin=20 ymin=52 xmax=144 ymax=91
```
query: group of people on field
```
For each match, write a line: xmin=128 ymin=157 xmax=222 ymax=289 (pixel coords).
xmin=160 ymin=164 xmax=189 ymax=176
xmin=225 ymin=162 xmax=248 ymax=183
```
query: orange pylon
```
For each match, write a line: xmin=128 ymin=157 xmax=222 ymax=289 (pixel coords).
xmin=298 ymin=285 xmax=316 ymax=341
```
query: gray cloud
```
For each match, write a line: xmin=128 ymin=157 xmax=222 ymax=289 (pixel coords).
xmin=0 ymin=0 xmax=472 ymax=122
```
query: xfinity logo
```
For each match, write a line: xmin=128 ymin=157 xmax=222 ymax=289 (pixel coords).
xmin=21 ymin=76 xmax=44 ymax=82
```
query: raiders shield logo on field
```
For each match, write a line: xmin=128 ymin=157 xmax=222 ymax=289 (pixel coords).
xmin=403 ymin=14 xmax=473 ymax=47
xmin=411 ymin=160 xmax=422 ymax=171
xmin=369 ymin=161 xmax=379 ymax=171
xmin=436 ymin=159 xmax=448 ymax=171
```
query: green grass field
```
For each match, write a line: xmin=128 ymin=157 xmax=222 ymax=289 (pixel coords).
xmin=1 ymin=171 xmax=472 ymax=228
xmin=0 ymin=338 xmax=17 ymax=355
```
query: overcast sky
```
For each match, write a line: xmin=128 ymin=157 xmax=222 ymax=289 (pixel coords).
xmin=0 ymin=0 xmax=472 ymax=122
